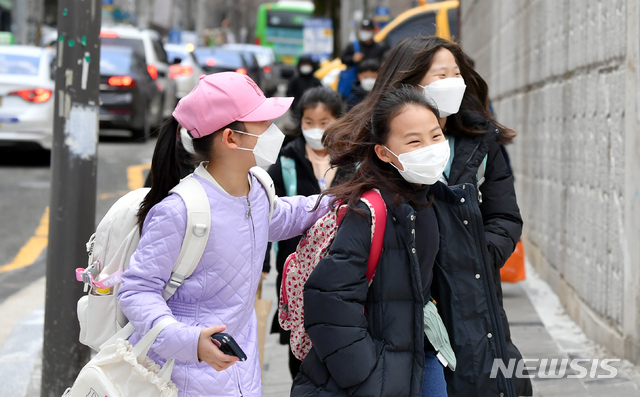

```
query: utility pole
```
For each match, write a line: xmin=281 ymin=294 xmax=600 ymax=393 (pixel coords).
xmin=41 ymin=0 xmax=102 ymax=396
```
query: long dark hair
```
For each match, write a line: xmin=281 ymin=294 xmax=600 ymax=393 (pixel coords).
xmin=323 ymin=86 xmax=439 ymax=211
xmin=136 ymin=117 xmax=245 ymax=231
xmin=325 ymin=36 xmax=515 ymax=166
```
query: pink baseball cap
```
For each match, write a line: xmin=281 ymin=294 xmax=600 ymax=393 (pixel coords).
xmin=172 ymin=72 xmax=293 ymax=138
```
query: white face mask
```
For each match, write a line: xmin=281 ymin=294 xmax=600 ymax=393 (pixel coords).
xmin=302 ymin=127 xmax=325 ymax=150
xmin=384 ymin=140 xmax=451 ymax=185
xmin=419 ymin=78 xmax=466 ymax=118
xmin=180 ymin=127 xmax=196 ymax=155
xmin=360 ymin=77 xmax=376 ymax=92
xmin=359 ymin=30 xmax=374 ymax=41
xmin=299 ymin=64 xmax=313 ymax=75
xmin=234 ymin=123 xmax=285 ymax=167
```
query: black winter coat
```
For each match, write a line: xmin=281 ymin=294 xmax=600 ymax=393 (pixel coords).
xmin=291 ymin=189 xmax=431 ymax=397
xmin=440 ymin=110 xmax=532 ymax=396
xmin=340 ymin=40 xmax=388 ymax=66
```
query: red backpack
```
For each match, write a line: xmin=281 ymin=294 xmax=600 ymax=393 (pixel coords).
xmin=278 ymin=190 xmax=387 ymax=360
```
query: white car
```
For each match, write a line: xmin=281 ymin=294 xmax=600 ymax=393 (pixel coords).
xmin=163 ymin=43 xmax=204 ymax=99
xmin=0 ymin=45 xmax=55 ymax=150
xmin=100 ymin=25 xmax=177 ymax=124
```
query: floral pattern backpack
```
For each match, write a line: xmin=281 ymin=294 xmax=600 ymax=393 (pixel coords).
xmin=278 ymin=190 xmax=387 ymax=360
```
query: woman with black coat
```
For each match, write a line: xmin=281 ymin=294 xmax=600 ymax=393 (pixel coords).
xmin=286 ymin=55 xmax=322 ymax=115
xmin=321 ymin=36 xmax=530 ymax=397
xmin=265 ymin=87 xmax=351 ymax=378
xmin=292 ymin=88 xmax=452 ymax=396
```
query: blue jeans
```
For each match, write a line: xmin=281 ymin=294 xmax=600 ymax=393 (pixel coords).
xmin=422 ymin=350 xmax=448 ymax=397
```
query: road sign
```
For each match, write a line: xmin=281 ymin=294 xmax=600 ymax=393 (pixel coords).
xmin=303 ymin=18 xmax=333 ymax=62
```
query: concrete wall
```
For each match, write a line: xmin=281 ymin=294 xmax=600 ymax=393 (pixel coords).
xmin=459 ymin=0 xmax=640 ymax=364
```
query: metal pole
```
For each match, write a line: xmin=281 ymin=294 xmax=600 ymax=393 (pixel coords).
xmin=41 ymin=0 xmax=101 ymax=396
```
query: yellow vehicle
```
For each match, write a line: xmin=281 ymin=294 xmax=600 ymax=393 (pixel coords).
xmin=315 ymin=0 xmax=459 ymax=89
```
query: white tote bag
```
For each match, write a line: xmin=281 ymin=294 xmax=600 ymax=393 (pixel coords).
xmin=62 ymin=317 xmax=179 ymax=397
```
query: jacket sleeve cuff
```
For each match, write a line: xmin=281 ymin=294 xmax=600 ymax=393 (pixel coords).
xmin=153 ymin=322 xmax=201 ymax=363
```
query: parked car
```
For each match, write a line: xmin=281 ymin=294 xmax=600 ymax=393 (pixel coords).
xmin=99 ymin=45 xmax=161 ymax=141
xmin=100 ymin=25 xmax=176 ymax=124
xmin=193 ymin=47 xmax=260 ymax=85
xmin=163 ymin=43 xmax=204 ymax=99
xmin=0 ymin=45 xmax=55 ymax=151
xmin=222 ymin=44 xmax=280 ymax=96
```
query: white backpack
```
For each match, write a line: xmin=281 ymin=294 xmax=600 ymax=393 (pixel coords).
xmin=76 ymin=165 xmax=276 ymax=351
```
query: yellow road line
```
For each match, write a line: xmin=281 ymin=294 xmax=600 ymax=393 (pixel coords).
xmin=127 ymin=163 xmax=151 ymax=190
xmin=0 ymin=207 xmax=49 ymax=274
xmin=0 ymin=163 xmax=151 ymax=274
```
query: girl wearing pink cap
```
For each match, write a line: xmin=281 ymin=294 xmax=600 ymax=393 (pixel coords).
xmin=118 ymin=72 xmax=330 ymax=396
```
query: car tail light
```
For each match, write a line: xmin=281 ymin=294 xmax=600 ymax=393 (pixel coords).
xmin=263 ymin=66 xmax=272 ymax=73
xmin=255 ymin=37 xmax=261 ymax=45
xmin=100 ymin=30 xmax=119 ymax=38
xmin=147 ymin=65 xmax=158 ymax=80
xmin=8 ymin=88 xmax=52 ymax=103
xmin=206 ymin=58 xmax=216 ymax=67
xmin=235 ymin=68 xmax=247 ymax=75
xmin=169 ymin=65 xmax=194 ymax=78
xmin=108 ymin=76 xmax=134 ymax=86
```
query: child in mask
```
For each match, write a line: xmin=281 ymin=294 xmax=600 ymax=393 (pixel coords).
xmin=347 ymin=58 xmax=380 ymax=110
xmin=118 ymin=72 xmax=330 ymax=397
xmin=291 ymin=87 xmax=451 ymax=397
xmin=286 ymin=54 xmax=322 ymax=116
xmin=263 ymin=86 xmax=353 ymax=378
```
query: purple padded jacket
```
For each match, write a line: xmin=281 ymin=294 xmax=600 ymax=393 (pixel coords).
xmin=118 ymin=170 xmax=330 ymax=397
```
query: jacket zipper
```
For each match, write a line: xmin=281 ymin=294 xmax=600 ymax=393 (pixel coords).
xmin=467 ymin=186 xmax=514 ymax=397
xmin=234 ymin=366 xmax=244 ymax=396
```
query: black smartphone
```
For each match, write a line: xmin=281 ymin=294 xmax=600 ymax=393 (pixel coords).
xmin=210 ymin=332 xmax=247 ymax=362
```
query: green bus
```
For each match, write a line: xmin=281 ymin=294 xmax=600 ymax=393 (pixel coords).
xmin=254 ymin=1 xmax=314 ymax=65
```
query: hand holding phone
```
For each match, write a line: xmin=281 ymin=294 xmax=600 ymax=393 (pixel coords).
xmin=211 ymin=332 xmax=247 ymax=362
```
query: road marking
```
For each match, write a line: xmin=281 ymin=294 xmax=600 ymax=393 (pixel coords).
xmin=0 ymin=208 xmax=48 ymax=274
xmin=0 ymin=163 xmax=151 ymax=274
xmin=127 ymin=163 xmax=151 ymax=191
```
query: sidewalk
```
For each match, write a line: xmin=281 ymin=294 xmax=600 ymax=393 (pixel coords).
xmin=1 ymin=263 xmax=639 ymax=397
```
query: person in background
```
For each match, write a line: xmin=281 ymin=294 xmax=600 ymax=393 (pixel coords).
xmin=286 ymin=55 xmax=322 ymax=117
xmin=264 ymin=87 xmax=353 ymax=379
xmin=341 ymin=18 xmax=387 ymax=68
xmin=347 ymin=58 xmax=380 ymax=110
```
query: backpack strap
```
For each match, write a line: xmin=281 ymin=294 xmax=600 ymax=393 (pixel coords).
xmin=280 ymin=156 xmax=297 ymax=197
xmin=336 ymin=190 xmax=387 ymax=284
xmin=249 ymin=166 xmax=277 ymax=221
xmin=164 ymin=176 xmax=211 ymax=300
xmin=360 ymin=190 xmax=386 ymax=284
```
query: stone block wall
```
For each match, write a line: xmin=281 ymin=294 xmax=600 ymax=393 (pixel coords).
xmin=460 ymin=0 xmax=640 ymax=363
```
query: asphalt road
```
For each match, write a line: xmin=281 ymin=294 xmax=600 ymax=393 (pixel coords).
xmin=0 ymin=134 xmax=156 ymax=305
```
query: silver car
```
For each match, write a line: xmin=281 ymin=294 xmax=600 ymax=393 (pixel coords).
xmin=0 ymin=45 xmax=55 ymax=150
xmin=164 ymin=43 xmax=204 ymax=99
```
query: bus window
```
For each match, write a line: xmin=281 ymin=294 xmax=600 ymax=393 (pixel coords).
xmin=383 ymin=12 xmax=437 ymax=48
xmin=255 ymin=2 xmax=314 ymax=65
xmin=267 ymin=10 xmax=308 ymax=29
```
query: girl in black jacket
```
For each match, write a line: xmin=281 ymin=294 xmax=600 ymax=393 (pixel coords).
xmin=323 ymin=36 xmax=528 ymax=397
xmin=291 ymin=87 xmax=451 ymax=396
xmin=266 ymin=87 xmax=351 ymax=378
